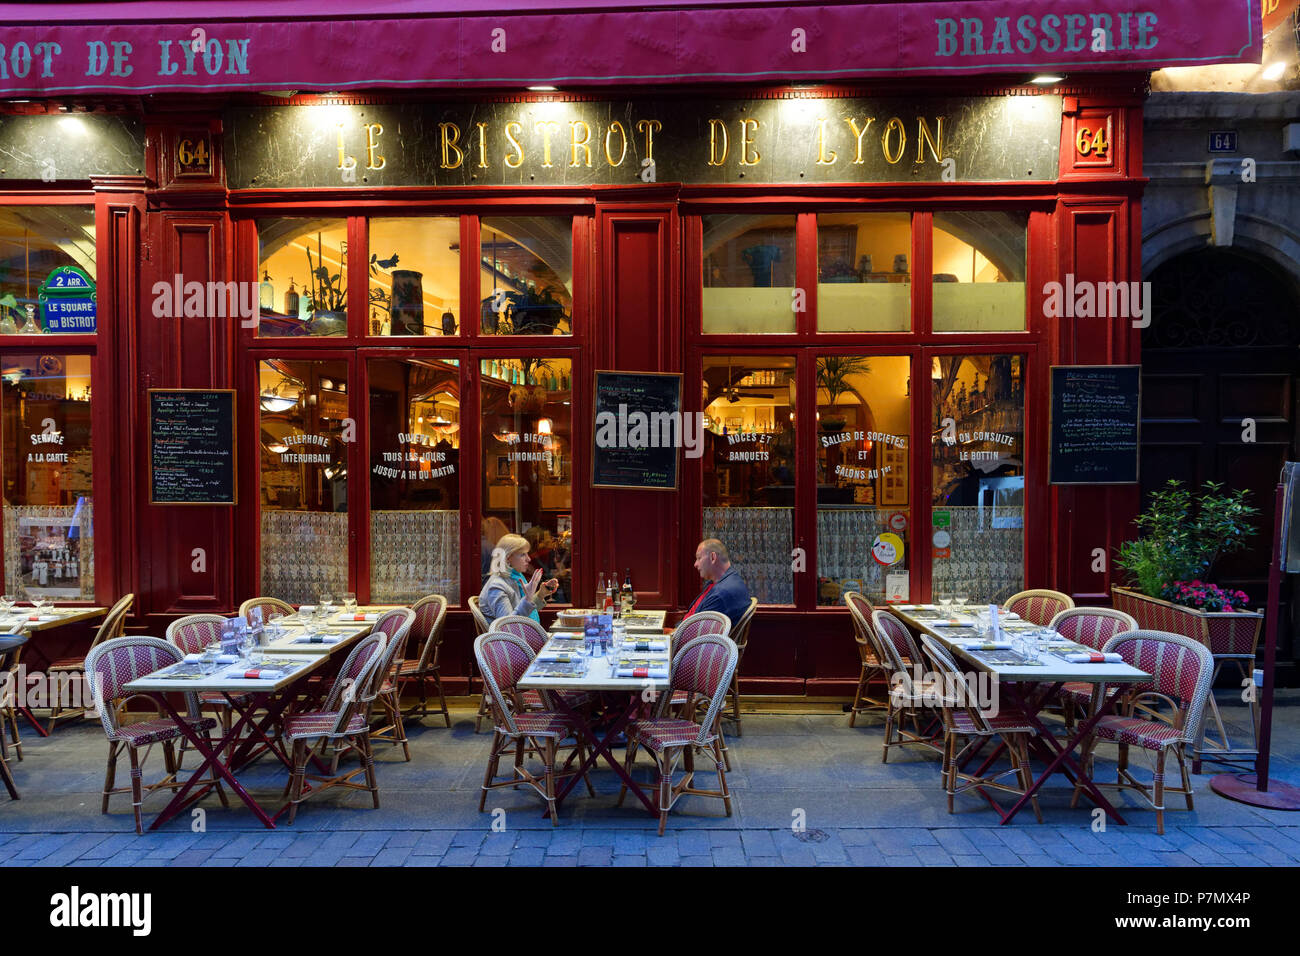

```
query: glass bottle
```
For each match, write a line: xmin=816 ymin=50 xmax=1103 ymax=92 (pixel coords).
xmin=259 ymin=270 xmax=274 ymax=311
xmin=284 ymin=278 xmax=299 ymax=317
xmin=621 ymin=569 xmax=635 ymax=613
xmin=596 ymin=571 xmax=607 ymax=609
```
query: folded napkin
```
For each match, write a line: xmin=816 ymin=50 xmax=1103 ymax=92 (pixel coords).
xmin=234 ymin=668 xmax=286 ymax=680
xmin=536 ymin=652 xmax=579 ymax=662
xmin=293 ymin=636 xmax=342 ymax=645
xmin=1062 ymin=651 xmax=1124 ymax=664
xmin=298 ymin=605 xmax=316 ymax=614
xmin=958 ymin=641 xmax=1014 ymax=650
xmin=615 ymin=666 xmax=668 ymax=679
xmin=352 ymin=613 xmax=379 ymax=621
xmin=183 ymin=653 xmax=240 ymax=664
xmin=27 ymin=615 xmax=57 ymax=622
xmin=624 ymin=639 xmax=667 ymax=651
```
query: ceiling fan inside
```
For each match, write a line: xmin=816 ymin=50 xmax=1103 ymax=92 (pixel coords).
xmin=720 ymin=358 xmax=775 ymax=402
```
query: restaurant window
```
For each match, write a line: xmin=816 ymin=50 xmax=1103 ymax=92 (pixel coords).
xmin=702 ymin=215 xmax=796 ymax=334
xmin=256 ymin=218 xmax=348 ymax=337
xmin=480 ymin=357 xmax=573 ymax=600
xmin=479 ymin=218 xmax=573 ymax=336
xmin=368 ymin=358 xmax=461 ymax=602
xmin=932 ymin=212 xmax=1028 ymax=332
xmin=1 ymin=354 xmax=94 ymax=601
xmin=816 ymin=354 xmax=911 ymax=606
xmin=0 ymin=206 xmax=97 ymax=334
xmin=930 ymin=354 xmax=1026 ymax=603
xmin=702 ymin=355 xmax=795 ymax=604
xmin=367 ymin=217 xmax=461 ymax=336
xmin=258 ymin=359 xmax=349 ymax=602
xmin=817 ymin=213 xmax=911 ymax=332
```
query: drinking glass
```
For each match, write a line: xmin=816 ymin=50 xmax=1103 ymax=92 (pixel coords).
xmin=31 ymin=594 xmax=47 ymax=615
xmin=343 ymin=592 xmax=358 ymax=615
xmin=0 ymin=594 xmax=13 ymax=616
xmin=320 ymin=592 xmax=334 ymax=616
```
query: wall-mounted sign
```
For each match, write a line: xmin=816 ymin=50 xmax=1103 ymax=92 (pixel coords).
xmin=38 ymin=266 xmax=95 ymax=333
xmin=1049 ymin=365 xmax=1141 ymax=485
xmin=871 ymin=532 xmax=905 ymax=567
xmin=148 ymin=389 xmax=237 ymax=505
xmin=0 ymin=114 xmax=144 ymax=181
xmin=592 ymin=371 xmax=682 ymax=490
xmin=226 ymin=95 xmax=1064 ymax=189
xmin=1209 ymin=131 xmax=1239 ymax=153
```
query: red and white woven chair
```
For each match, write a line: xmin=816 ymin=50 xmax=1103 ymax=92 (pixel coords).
xmin=2 ymin=634 xmax=24 ymax=763
xmin=46 ymin=593 xmax=134 ymax=732
xmin=85 ymin=635 xmax=227 ymax=834
xmin=722 ymin=597 xmax=758 ymax=737
xmin=1047 ymin=607 xmax=1138 ymax=731
xmin=1004 ymin=589 xmax=1075 ymax=627
xmin=918 ymin=635 xmax=1042 ymax=822
xmin=474 ymin=631 xmax=593 ymax=825
xmin=669 ymin=611 xmax=731 ymax=656
xmin=468 ymin=596 xmax=494 ymax=733
xmin=396 ymin=594 xmax=451 ymax=726
xmin=165 ymin=613 xmax=252 ymax=737
xmin=238 ymin=597 xmax=294 ymax=626
xmin=844 ymin=591 xmax=889 ymax=726
xmin=494 ymin=615 xmax=592 ymax=714
xmin=618 ymin=633 xmax=738 ymax=836
xmin=1071 ymin=630 xmax=1215 ymax=834
xmin=282 ymin=632 xmax=387 ymax=823
xmin=870 ymin=610 xmax=944 ymax=762
xmin=366 ymin=608 xmax=416 ymax=761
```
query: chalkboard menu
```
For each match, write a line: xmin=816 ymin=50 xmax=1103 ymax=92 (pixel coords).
xmin=149 ymin=389 xmax=237 ymax=504
xmin=592 ymin=371 xmax=682 ymax=490
xmin=1049 ymin=366 xmax=1141 ymax=485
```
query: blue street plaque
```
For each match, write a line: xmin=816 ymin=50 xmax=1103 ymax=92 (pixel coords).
xmin=38 ymin=266 xmax=96 ymax=333
xmin=1208 ymin=131 xmax=1238 ymax=153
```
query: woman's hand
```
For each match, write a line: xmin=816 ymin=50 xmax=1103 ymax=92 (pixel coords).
xmin=521 ymin=568 xmax=544 ymax=605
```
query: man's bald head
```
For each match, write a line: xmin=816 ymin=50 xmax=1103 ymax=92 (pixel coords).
xmin=694 ymin=538 xmax=731 ymax=582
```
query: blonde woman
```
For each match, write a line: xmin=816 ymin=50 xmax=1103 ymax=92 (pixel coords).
xmin=478 ymin=533 xmax=559 ymax=626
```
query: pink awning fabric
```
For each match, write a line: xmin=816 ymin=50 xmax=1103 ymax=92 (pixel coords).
xmin=0 ymin=0 xmax=1263 ymax=95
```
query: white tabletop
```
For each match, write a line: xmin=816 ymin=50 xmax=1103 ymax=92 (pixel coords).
xmin=125 ymin=653 xmax=326 ymax=694
xmin=888 ymin=604 xmax=1151 ymax=684
xmin=551 ymin=609 xmax=666 ymax=634
xmin=0 ymin=606 xmax=108 ymax=633
xmin=261 ymin=622 xmax=371 ymax=655
xmin=519 ymin=635 xmax=671 ymax=693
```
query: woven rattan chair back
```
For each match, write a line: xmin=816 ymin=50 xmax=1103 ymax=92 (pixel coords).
xmin=659 ymin=634 xmax=738 ymax=745
xmin=1101 ymin=630 xmax=1215 ymax=744
xmin=85 ymin=636 xmax=195 ymax=739
xmin=492 ymin=615 xmax=549 ymax=654
xmin=408 ymin=594 xmax=449 ymax=670
xmin=670 ymin=611 xmax=730 ymax=655
xmin=467 ymin=596 xmax=491 ymax=636
xmin=871 ymin=610 xmax=921 ymax=697
xmin=917 ymin=634 xmax=982 ymax=732
xmin=239 ymin=597 xmax=295 ymax=626
xmin=844 ymin=591 xmax=877 ymax=660
xmin=1004 ymin=589 xmax=1075 ymax=627
xmin=731 ymin=598 xmax=759 ymax=651
xmin=91 ymin=594 xmax=135 ymax=651
xmin=321 ymin=633 xmax=386 ymax=735
xmin=475 ymin=632 xmax=536 ymax=736
xmin=165 ymin=614 xmax=229 ymax=656
xmin=1049 ymin=607 xmax=1137 ymax=651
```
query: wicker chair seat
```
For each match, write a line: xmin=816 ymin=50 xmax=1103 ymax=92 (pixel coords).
xmin=48 ymin=658 xmax=84 ymax=672
xmin=285 ymin=711 xmax=368 ymax=741
xmin=508 ymin=712 xmax=577 ymax=738
xmin=630 ymin=718 xmax=714 ymax=751
xmin=951 ymin=711 xmax=1037 ymax=736
xmin=114 ymin=716 xmax=217 ymax=747
xmin=1091 ymin=715 xmax=1186 ymax=750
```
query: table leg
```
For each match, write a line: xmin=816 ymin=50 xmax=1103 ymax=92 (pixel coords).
xmin=996 ymin=682 xmax=1128 ymax=826
xmin=548 ymin=694 xmax=657 ymax=817
xmin=146 ymin=692 xmax=279 ymax=831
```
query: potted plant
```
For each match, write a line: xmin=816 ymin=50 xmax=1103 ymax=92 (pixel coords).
xmin=815 ymin=356 xmax=870 ymax=433
xmin=305 ymin=236 xmax=347 ymax=335
xmin=1112 ymin=478 xmax=1263 ymax=655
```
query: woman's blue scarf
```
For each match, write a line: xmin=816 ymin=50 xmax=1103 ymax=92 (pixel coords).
xmin=509 ymin=569 xmax=541 ymax=622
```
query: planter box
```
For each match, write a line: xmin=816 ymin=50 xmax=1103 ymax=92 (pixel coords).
xmin=1111 ymin=587 xmax=1262 ymax=658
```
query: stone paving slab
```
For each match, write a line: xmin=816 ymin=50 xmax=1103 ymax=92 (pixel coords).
xmin=1 ymin=696 xmax=1298 ymax=866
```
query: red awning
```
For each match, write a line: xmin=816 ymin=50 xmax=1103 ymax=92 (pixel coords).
xmin=0 ymin=0 xmax=1264 ymax=95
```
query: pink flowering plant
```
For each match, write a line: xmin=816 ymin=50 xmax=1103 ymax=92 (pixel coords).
xmin=1159 ymin=580 xmax=1250 ymax=612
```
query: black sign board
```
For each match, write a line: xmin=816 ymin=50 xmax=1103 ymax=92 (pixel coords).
xmin=592 ymin=371 xmax=682 ymax=490
xmin=1049 ymin=366 xmax=1141 ymax=485
xmin=149 ymin=389 xmax=237 ymax=505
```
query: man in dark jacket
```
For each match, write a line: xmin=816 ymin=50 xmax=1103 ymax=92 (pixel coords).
xmin=686 ymin=538 xmax=751 ymax=630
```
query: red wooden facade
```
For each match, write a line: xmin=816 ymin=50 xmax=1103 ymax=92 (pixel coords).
xmin=0 ymin=74 xmax=1148 ymax=698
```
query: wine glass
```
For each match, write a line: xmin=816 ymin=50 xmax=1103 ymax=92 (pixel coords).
xmin=342 ymin=592 xmax=358 ymax=616
xmin=31 ymin=594 xmax=47 ymax=616
xmin=0 ymin=594 xmax=13 ymax=617
xmin=319 ymin=591 xmax=334 ymax=616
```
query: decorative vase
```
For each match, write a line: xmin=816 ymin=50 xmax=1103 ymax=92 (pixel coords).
xmin=389 ymin=269 xmax=425 ymax=335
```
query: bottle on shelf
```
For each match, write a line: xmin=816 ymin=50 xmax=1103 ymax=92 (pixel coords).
xmin=596 ymin=571 xmax=607 ymax=609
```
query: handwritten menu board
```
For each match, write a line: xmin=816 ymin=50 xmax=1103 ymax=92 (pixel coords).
xmin=592 ymin=371 xmax=682 ymax=490
xmin=149 ymin=389 xmax=237 ymax=504
xmin=1049 ymin=366 xmax=1141 ymax=485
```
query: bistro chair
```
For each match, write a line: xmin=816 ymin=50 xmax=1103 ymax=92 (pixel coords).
xmin=165 ymin=613 xmax=253 ymax=738
xmin=2 ymin=633 xmax=25 ymax=762
xmin=85 ymin=636 xmax=228 ymax=834
xmin=46 ymin=593 xmax=134 ymax=732
xmin=918 ymin=635 xmax=1042 ymax=822
xmin=366 ymin=608 xmax=416 ymax=761
xmin=722 ymin=597 xmax=759 ymax=737
xmin=667 ymin=612 xmax=731 ymax=732
xmin=1004 ymin=589 xmax=1075 ymax=628
xmin=282 ymin=633 xmax=388 ymax=823
xmin=1048 ymin=607 xmax=1138 ymax=731
xmin=1071 ymin=630 xmax=1214 ymax=835
xmin=238 ymin=597 xmax=294 ymax=626
xmin=396 ymin=594 xmax=451 ymax=727
xmin=843 ymin=591 xmax=889 ymax=727
xmin=495 ymin=615 xmax=595 ymax=715
xmin=618 ymin=634 xmax=738 ymax=836
xmin=474 ymin=632 xmax=593 ymax=825
xmin=870 ymin=610 xmax=943 ymax=763
xmin=468 ymin=596 xmax=493 ymax=733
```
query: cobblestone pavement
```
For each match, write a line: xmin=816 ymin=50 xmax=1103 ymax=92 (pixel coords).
xmin=3 ymin=692 xmax=1299 ymax=867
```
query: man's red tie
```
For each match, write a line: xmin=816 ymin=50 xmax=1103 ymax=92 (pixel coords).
xmin=687 ymin=581 xmax=715 ymax=616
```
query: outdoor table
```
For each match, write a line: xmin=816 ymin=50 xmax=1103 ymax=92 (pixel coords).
xmin=0 ymin=606 xmax=108 ymax=737
xmin=550 ymin=609 xmax=667 ymax=634
xmin=518 ymin=633 xmax=672 ymax=819
xmin=887 ymin=604 xmax=1151 ymax=825
xmin=0 ymin=633 xmax=26 ymax=799
xmin=124 ymin=653 xmax=333 ymax=830
xmin=260 ymin=621 xmax=371 ymax=655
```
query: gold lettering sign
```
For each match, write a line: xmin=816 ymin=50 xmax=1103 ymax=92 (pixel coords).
xmin=504 ymin=121 xmax=524 ymax=169
xmin=881 ymin=117 xmax=906 ymax=165
xmin=707 ymin=118 xmax=728 ymax=166
xmin=739 ymin=118 xmax=760 ymax=166
xmin=439 ymin=122 xmax=463 ymax=169
xmin=534 ymin=121 xmax=558 ymax=167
